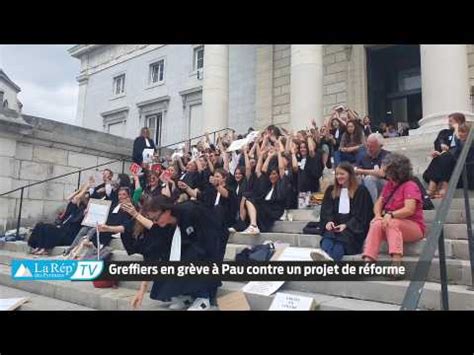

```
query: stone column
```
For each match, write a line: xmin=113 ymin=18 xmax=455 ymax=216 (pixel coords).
xmin=290 ymin=45 xmax=324 ymax=130
xmin=202 ymin=45 xmax=229 ymax=133
xmin=75 ymin=75 xmax=89 ymax=127
xmin=415 ymin=45 xmax=473 ymax=134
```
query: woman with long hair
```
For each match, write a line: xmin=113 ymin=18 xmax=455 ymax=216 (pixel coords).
xmin=362 ymin=153 xmax=426 ymax=267
xmin=121 ymin=196 xmax=225 ymax=311
xmin=311 ymin=162 xmax=374 ymax=262
xmin=422 ymin=112 xmax=467 ymax=198
xmin=334 ymin=120 xmax=366 ymax=166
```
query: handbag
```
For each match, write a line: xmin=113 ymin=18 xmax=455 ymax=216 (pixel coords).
xmin=235 ymin=243 xmax=275 ymax=262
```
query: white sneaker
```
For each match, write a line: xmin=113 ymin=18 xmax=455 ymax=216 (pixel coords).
xmin=187 ymin=297 xmax=211 ymax=311
xmin=168 ymin=296 xmax=194 ymax=310
xmin=310 ymin=248 xmax=334 ymax=262
xmin=241 ymin=225 xmax=260 ymax=235
xmin=228 ymin=227 xmax=237 ymax=233
xmin=280 ymin=210 xmax=288 ymax=221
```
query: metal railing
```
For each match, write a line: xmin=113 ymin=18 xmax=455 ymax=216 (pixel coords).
xmin=400 ymin=127 xmax=474 ymax=310
xmin=157 ymin=128 xmax=233 ymax=155
xmin=0 ymin=127 xmax=235 ymax=240
xmin=0 ymin=158 xmax=130 ymax=239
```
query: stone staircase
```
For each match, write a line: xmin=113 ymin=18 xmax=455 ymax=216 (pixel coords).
xmin=1 ymin=134 xmax=474 ymax=310
xmin=1 ymin=197 xmax=474 ymax=310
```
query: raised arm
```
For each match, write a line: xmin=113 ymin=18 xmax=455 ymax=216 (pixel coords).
xmin=244 ymin=145 xmax=252 ymax=179
xmin=255 ymin=146 xmax=266 ymax=178
xmin=261 ymin=148 xmax=275 ymax=174
xmin=307 ymin=133 xmax=317 ymax=158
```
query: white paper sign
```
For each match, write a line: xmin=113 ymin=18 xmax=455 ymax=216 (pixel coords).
xmin=246 ymin=130 xmax=260 ymax=143
xmin=0 ymin=297 xmax=29 ymax=311
xmin=82 ymin=199 xmax=112 ymax=227
xmin=227 ymin=138 xmax=248 ymax=152
xmin=269 ymin=292 xmax=316 ymax=311
xmin=242 ymin=281 xmax=285 ymax=296
xmin=338 ymin=188 xmax=350 ymax=214
xmin=277 ymin=247 xmax=314 ymax=261
xmin=142 ymin=148 xmax=155 ymax=164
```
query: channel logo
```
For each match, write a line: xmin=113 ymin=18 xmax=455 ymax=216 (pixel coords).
xmin=11 ymin=260 xmax=104 ymax=281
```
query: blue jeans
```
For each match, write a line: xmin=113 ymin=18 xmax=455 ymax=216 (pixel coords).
xmin=334 ymin=146 xmax=366 ymax=167
xmin=321 ymin=236 xmax=346 ymax=262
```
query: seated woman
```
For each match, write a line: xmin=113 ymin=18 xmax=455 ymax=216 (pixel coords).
xmin=28 ymin=182 xmax=89 ymax=256
xmin=240 ymin=146 xmax=288 ymax=235
xmin=294 ymin=133 xmax=324 ymax=196
xmin=422 ymin=112 xmax=466 ymax=198
xmin=64 ymin=187 xmax=135 ymax=258
xmin=362 ymin=153 xmax=426 ymax=267
xmin=311 ymin=162 xmax=374 ymax=262
xmin=334 ymin=120 xmax=366 ymax=166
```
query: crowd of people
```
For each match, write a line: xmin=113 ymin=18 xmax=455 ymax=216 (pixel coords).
xmin=24 ymin=106 xmax=473 ymax=310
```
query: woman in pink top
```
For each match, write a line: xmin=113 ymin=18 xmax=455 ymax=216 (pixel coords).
xmin=362 ymin=153 xmax=425 ymax=266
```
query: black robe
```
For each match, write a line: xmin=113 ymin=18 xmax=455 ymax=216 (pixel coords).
xmin=94 ymin=205 xmax=134 ymax=248
xmin=132 ymin=136 xmax=156 ymax=165
xmin=149 ymin=200 xmax=226 ymax=300
xmin=28 ymin=202 xmax=85 ymax=250
xmin=249 ymin=174 xmax=288 ymax=232
xmin=319 ymin=185 xmax=374 ymax=255
xmin=423 ymin=129 xmax=458 ymax=184
xmin=120 ymin=224 xmax=174 ymax=262
xmin=296 ymin=153 xmax=324 ymax=193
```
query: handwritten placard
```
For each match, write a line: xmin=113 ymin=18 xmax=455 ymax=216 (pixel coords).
xmin=82 ymin=199 xmax=112 ymax=227
xmin=269 ymin=292 xmax=317 ymax=311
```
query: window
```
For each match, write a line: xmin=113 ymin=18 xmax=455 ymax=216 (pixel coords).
xmin=146 ymin=113 xmax=163 ymax=147
xmin=113 ymin=74 xmax=125 ymax=95
xmin=193 ymin=46 xmax=204 ymax=71
xmin=3 ymin=100 xmax=8 ymax=109
xmin=149 ymin=59 xmax=165 ymax=84
xmin=107 ymin=121 xmax=125 ymax=136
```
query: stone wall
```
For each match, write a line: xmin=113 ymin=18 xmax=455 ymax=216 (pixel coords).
xmin=468 ymin=45 xmax=474 ymax=111
xmin=322 ymin=45 xmax=349 ymax=117
xmin=0 ymin=114 xmax=133 ymax=233
xmin=272 ymin=45 xmax=291 ymax=126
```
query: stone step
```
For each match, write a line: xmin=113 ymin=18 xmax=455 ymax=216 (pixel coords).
xmin=0 ymin=264 xmax=174 ymax=311
xmin=219 ymin=281 xmax=400 ymax=311
xmin=0 ymin=284 xmax=94 ymax=311
xmin=432 ymin=199 xmax=474 ymax=210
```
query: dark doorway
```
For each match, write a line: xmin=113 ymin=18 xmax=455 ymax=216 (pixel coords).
xmin=366 ymin=45 xmax=422 ymax=130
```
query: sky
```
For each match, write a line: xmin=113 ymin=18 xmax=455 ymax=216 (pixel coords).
xmin=0 ymin=45 xmax=79 ymax=124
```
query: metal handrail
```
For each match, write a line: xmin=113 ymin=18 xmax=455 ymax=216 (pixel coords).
xmin=157 ymin=127 xmax=233 ymax=154
xmin=0 ymin=159 xmax=125 ymax=197
xmin=400 ymin=126 xmax=474 ymax=310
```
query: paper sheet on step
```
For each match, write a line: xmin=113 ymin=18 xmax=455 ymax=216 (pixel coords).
xmin=241 ymin=246 xmax=314 ymax=296
xmin=0 ymin=297 xmax=29 ymax=311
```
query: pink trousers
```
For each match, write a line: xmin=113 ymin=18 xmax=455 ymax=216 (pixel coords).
xmin=363 ymin=218 xmax=424 ymax=260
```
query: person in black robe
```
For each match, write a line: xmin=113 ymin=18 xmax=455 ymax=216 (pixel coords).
xmin=453 ymin=123 xmax=474 ymax=190
xmin=28 ymin=185 xmax=89 ymax=255
xmin=132 ymin=127 xmax=156 ymax=165
xmin=295 ymin=139 xmax=324 ymax=194
xmin=422 ymin=113 xmax=466 ymax=198
xmin=312 ymin=162 xmax=374 ymax=262
xmin=121 ymin=196 xmax=225 ymax=311
xmin=240 ymin=148 xmax=288 ymax=234
xmin=89 ymin=169 xmax=115 ymax=201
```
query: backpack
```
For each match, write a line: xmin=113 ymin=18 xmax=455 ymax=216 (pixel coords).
xmin=235 ymin=243 xmax=275 ymax=262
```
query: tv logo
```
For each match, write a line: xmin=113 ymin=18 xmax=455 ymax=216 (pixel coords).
xmin=11 ymin=260 xmax=104 ymax=281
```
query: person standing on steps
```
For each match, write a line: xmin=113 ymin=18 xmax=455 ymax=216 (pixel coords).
xmin=362 ymin=153 xmax=426 ymax=268
xmin=132 ymin=127 xmax=156 ymax=166
xmin=311 ymin=162 xmax=374 ymax=262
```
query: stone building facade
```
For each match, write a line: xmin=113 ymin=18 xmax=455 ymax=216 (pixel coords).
xmin=71 ymin=44 xmax=474 ymax=146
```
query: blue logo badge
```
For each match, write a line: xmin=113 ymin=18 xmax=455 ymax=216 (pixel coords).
xmin=11 ymin=260 xmax=104 ymax=281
